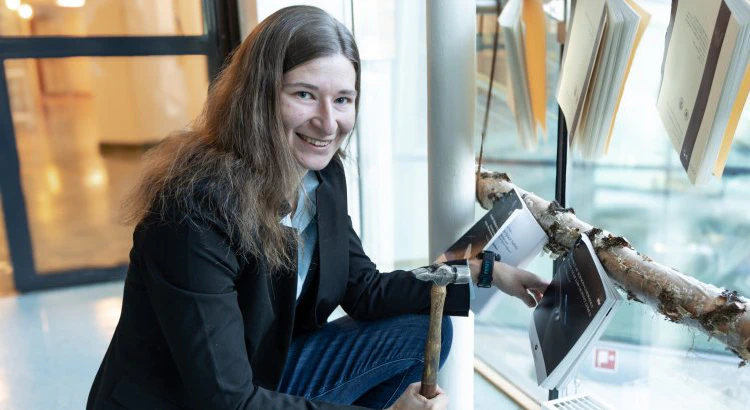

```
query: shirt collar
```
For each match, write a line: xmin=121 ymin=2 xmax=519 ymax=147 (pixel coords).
xmin=281 ymin=172 xmax=319 ymax=230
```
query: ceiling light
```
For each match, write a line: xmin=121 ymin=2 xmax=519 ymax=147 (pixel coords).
xmin=56 ymin=0 xmax=86 ymax=7
xmin=18 ymin=3 xmax=32 ymax=19
xmin=5 ymin=0 xmax=20 ymax=11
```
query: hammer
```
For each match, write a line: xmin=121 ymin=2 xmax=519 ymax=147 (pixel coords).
xmin=411 ymin=263 xmax=471 ymax=399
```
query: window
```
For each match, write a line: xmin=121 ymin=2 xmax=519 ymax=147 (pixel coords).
xmin=0 ymin=1 xmax=202 ymax=37
xmin=4 ymin=55 xmax=208 ymax=274
xmin=475 ymin=1 xmax=750 ymax=408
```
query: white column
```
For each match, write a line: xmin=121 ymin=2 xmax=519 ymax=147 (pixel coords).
xmin=237 ymin=0 xmax=259 ymax=39
xmin=426 ymin=1 xmax=476 ymax=410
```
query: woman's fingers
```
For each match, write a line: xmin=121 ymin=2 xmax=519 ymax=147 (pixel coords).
xmin=530 ymin=288 xmax=544 ymax=302
xmin=408 ymin=381 xmax=428 ymax=400
xmin=520 ymin=292 xmax=537 ymax=308
xmin=507 ymin=267 xmax=549 ymax=307
xmin=522 ymin=269 xmax=550 ymax=290
xmin=430 ymin=392 xmax=450 ymax=409
xmin=492 ymin=263 xmax=549 ymax=308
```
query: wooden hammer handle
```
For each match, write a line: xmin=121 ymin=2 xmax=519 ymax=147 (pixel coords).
xmin=420 ymin=284 xmax=447 ymax=399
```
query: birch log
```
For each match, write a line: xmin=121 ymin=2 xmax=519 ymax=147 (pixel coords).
xmin=476 ymin=170 xmax=750 ymax=364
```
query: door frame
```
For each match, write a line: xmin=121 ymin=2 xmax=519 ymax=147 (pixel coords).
xmin=0 ymin=0 xmax=240 ymax=292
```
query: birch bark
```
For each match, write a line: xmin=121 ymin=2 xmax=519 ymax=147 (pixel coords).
xmin=476 ymin=170 xmax=750 ymax=364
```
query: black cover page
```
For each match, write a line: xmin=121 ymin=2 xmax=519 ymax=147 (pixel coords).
xmin=440 ymin=190 xmax=523 ymax=261
xmin=533 ymin=237 xmax=608 ymax=375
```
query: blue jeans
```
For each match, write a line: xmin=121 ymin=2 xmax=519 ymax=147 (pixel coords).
xmin=277 ymin=314 xmax=453 ymax=409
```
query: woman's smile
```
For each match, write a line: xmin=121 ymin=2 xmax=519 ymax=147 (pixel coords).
xmin=296 ymin=132 xmax=334 ymax=148
xmin=281 ymin=54 xmax=357 ymax=171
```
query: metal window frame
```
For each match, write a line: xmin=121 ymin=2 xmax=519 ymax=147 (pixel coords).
xmin=0 ymin=0 xmax=239 ymax=292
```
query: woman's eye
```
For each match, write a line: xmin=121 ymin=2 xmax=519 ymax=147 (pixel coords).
xmin=296 ymin=91 xmax=312 ymax=99
xmin=335 ymin=97 xmax=352 ymax=104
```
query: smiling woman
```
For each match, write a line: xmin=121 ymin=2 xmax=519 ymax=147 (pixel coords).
xmin=281 ymin=55 xmax=357 ymax=171
xmin=85 ymin=5 xmax=464 ymax=410
xmin=84 ymin=5 xmax=546 ymax=410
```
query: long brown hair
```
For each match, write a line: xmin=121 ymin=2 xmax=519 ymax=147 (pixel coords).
xmin=123 ymin=6 xmax=361 ymax=273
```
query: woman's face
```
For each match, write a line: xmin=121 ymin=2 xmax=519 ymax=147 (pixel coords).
xmin=280 ymin=54 xmax=357 ymax=171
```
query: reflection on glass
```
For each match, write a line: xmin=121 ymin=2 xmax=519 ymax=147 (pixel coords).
xmin=475 ymin=1 xmax=750 ymax=409
xmin=0 ymin=0 xmax=202 ymax=37
xmin=474 ymin=14 xmax=560 ymax=395
xmin=94 ymin=296 xmax=123 ymax=336
xmin=350 ymin=0 xmax=418 ymax=270
xmin=475 ymin=6 xmax=560 ymax=200
xmin=4 ymin=55 xmax=208 ymax=274
xmin=0 ymin=200 xmax=14 ymax=296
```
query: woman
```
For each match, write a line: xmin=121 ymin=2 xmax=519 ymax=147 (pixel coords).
xmin=87 ymin=6 xmax=547 ymax=410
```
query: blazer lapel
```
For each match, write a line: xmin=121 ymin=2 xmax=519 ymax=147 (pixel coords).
xmin=313 ymin=161 xmax=349 ymax=325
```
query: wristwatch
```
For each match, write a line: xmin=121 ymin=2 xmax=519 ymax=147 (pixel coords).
xmin=476 ymin=251 xmax=500 ymax=288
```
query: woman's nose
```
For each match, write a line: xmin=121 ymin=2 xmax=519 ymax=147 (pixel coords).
xmin=311 ymin=102 xmax=337 ymax=136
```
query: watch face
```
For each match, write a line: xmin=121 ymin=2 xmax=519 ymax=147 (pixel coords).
xmin=479 ymin=254 xmax=494 ymax=287
xmin=482 ymin=254 xmax=494 ymax=270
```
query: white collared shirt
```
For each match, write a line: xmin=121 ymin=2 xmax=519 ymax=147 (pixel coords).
xmin=280 ymin=172 xmax=320 ymax=300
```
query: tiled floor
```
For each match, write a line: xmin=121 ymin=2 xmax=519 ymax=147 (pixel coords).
xmin=0 ymin=282 xmax=122 ymax=410
xmin=0 ymin=282 xmax=522 ymax=410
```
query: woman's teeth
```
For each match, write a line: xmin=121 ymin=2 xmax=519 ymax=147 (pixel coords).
xmin=297 ymin=133 xmax=331 ymax=147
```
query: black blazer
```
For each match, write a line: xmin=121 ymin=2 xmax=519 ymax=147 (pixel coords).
xmin=86 ymin=158 xmax=470 ymax=410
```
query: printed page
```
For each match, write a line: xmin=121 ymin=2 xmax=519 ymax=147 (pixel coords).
xmin=656 ymin=0 xmax=730 ymax=180
xmin=532 ymin=236 xmax=609 ymax=385
xmin=603 ymin=0 xmax=651 ymax=153
xmin=501 ymin=0 xmax=535 ymax=148
xmin=687 ymin=4 xmax=738 ymax=183
xmin=575 ymin=6 xmax=620 ymax=159
xmin=714 ymin=64 xmax=750 ymax=176
xmin=483 ymin=204 xmax=547 ymax=269
xmin=523 ymin=0 xmax=548 ymax=138
xmin=438 ymin=189 xmax=547 ymax=268
xmin=438 ymin=190 xmax=524 ymax=262
xmin=556 ymin=0 xmax=607 ymax=141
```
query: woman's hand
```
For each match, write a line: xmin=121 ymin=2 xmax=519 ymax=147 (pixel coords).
xmin=387 ymin=382 xmax=449 ymax=410
xmin=469 ymin=259 xmax=549 ymax=307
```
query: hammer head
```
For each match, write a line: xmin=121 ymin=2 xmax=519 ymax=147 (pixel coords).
xmin=410 ymin=262 xmax=471 ymax=287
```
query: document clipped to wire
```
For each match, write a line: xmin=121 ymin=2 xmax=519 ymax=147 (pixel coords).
xmin=499 ymin=0 xmax=548 ymax=151
xmin=657 ymin=0 xmax=750 ymax=184
xmin=556 ymin=0 xmax=650 ymax=160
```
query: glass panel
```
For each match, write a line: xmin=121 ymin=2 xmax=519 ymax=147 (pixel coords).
xmin=476 ymin=8 xmax=564 ymax=407
xmin=562 ymin=0 xmax=750 ymax=406
xmin=478 ymin=6 xmax=559 ymax=208
xmin=0 ymin=199 xmax=14 ymax=295
xmin=0 ymin=0 xmax=202 ymax=37
xmin=474 ymin=7 xmax=562 ymax=402
xmin=475 ymin=9 xmax=559 ymax=199
xmin=349 ymin=0 xmax=420 ymax=271
xmin=5 ymin=55 xmax=208 ymax=274
xmin=476 ymin=1 xmax=750 ymax=409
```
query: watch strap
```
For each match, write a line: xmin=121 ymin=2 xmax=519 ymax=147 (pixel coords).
xmin=477 ymin=251 xmax=496 ymax=288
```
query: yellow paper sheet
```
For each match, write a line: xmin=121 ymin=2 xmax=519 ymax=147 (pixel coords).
xmin=556 ymin=0 xmax=608 ymax=142
xmin=522 ymin=0 xmax=547 ymax=137
xmin=713 ymin=65 xmax=750 ymax=176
